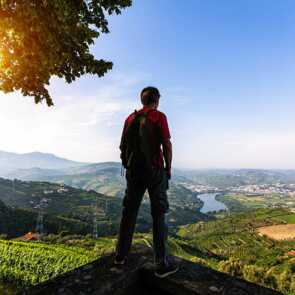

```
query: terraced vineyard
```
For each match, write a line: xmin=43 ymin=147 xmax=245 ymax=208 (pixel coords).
xmin=216 ymin=193 xmax=295 ymax=213
xmin=177 ymin=208 xmax=295 ymax=294
xmin=0 ymin=233 xmax=202 ymax=293
xmin=0 ymin=240 xmax=96 ymax=291
xmin=1 ymin=209 xmax=295 ymax=294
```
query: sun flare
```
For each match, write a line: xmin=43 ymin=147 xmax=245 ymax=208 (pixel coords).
xmin=0 ymin=51 xmax=3 ymax=69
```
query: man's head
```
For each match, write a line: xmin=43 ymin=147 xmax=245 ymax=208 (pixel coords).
xmin=140 ymin=86 xmax=161 ymax=109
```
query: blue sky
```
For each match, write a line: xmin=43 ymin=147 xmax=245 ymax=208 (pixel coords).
xmin=1 ymin=0 xmax=295 ymax=168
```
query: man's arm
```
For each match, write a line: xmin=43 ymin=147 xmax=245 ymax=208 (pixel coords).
xmin=159 ymin=113 xmax=172 ymax=179
xmin=163 ymin=138 xmax=172 ymax=179
xmin=120 ymin=120 xmax=128 ymax=167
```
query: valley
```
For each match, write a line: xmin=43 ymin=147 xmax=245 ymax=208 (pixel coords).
xmin=216 ymin=193 xmax=295 ymax=213
xmin=1 ymin=152 xmax=295 ymax=294
xmin=1 ymin=209 xmax=295 ymax=294
xmin=0 ymin=176 xmax=208 ymax=239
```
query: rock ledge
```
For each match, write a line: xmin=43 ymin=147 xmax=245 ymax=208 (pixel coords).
xmin=23 ymin=246 xmax=282 ymax=295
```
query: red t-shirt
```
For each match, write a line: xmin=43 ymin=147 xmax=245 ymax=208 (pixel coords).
xmin=122 ymin=106 xmax=171 ymax=169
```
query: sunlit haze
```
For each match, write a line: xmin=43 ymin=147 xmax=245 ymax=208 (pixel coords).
xmin=1 ymin=0 xmax=295 ymax=169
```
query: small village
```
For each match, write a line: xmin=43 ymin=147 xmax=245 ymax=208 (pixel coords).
xmin=182 ymin=182 xmax=295 ymax=197
xmin=229 ymin=183 xmax=295 ymax=196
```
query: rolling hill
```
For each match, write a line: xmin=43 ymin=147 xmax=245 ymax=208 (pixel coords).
xmin=4 ymin=162 xmax=203 ymax=212
xmin=1 ymin=209 xmax=294 ymax=294
xmin=0 ymin=199 xmax=92 ymax=238
xmin=0 ymin=178 xmax=123 ymax=237
xmin=5 ymin=154 xmax=295 ymax=192
xmin=0 ymin=177 xmax=209 ymax=238
xmin=4 ymin=162 xmax=124 ymax=197
xmin=176 ymin=208 xmax=295 ymax=294
xmin=0 ymin=151 xmax=86 ymax=176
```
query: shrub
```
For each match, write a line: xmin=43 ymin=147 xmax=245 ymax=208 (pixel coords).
xmin=218 ymin=259 xmax=244 ymax=277
xmin=242 ymin=265 xmax=265 ymax=284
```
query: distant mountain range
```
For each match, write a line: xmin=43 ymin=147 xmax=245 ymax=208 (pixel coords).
xmin=0 ymin=151 xmax=85 ymax=176
xmin=5 ymin=161 xmax=125 ymax=197
xmin=2 ymin=150 xmax=295 ymax=190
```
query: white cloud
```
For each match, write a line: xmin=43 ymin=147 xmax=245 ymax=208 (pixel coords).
xmin=0 ymin=74 xmax=294 ymax=169
xmin=0 ymin=74 xmax=140 ymax=162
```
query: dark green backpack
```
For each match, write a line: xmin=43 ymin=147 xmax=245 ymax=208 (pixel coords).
xmin=121 ymin=110 xmax=154 ymax=171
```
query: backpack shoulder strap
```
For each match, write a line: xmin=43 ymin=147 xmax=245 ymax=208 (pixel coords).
xmin=131 ymin=109 xmax=152 ymax=122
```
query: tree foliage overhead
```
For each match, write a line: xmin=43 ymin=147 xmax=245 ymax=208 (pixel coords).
xmin=0 ymin=0 xmax=132 ymax=106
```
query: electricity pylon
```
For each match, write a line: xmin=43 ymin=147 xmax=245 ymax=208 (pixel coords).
xmin=36 ymin=205 xmax=44 ymax=235
xmin=93 ymin=196 xmax=99 ymax=239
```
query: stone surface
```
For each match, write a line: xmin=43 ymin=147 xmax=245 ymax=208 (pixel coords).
xmin=22 ymin=245 xmax=283 ymax=295
xmin=141 ymin=259 xmax=281 ymax=295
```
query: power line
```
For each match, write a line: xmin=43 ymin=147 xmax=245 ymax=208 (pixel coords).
xmin=36 ymin=205 xmax=44 ymax=235
xmin=35 ymin=184 xmax=46 ymax=236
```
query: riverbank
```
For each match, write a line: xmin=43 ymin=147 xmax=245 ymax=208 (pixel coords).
xmin=197 ymin=193 xmax=228 ymax=213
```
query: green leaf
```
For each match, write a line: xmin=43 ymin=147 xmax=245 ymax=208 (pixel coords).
xmin=0 ymin=0 xmax=132 ymax=106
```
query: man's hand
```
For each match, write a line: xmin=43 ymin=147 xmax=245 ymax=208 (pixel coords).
xmin=166 ymin=168 xmax=171 ymax=180
xmin=163 ymin=138 xmax=172 ymax=180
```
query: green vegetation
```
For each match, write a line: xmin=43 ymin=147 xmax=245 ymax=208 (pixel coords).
xmin=0 ymin=0 xmax=131 ymax=105
xmin=0 ymin=178 xmax=119 ymax=237
xmin=0 ymin=234 xmax=195 ymax=292
xmin=276 ymin=214 xmax=295 ymax=224
xmin=46 ymin=163 xmax=125 ymax=198
xmin=2 ymin=167 xmax=295 ymax=293
xmin=216 ymin=194 xmax=263 ymax=212
xmin=0 ymin=199 xmax=95 ymax=238
xmin=0 ymin=240 xmax=95 ymax=290
xmin=0 ymin=177 xmax=210 ymax=238
xmin=1 ymin=209 xmax=295 ymax=294
xmin=217 ymin=193 xmax=295 ymax=213
xmin=177 ymin=208 xmax=295 ymax=294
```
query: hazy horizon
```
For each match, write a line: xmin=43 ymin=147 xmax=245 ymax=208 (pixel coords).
xmin=1 ymin=1 xmax=295 ymax=169
xmin=1 ymin=149 xmax=295 ymax=171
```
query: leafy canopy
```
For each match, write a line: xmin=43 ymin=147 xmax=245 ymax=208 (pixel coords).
xmin=0 ymin=0 xmax=131 ymax=106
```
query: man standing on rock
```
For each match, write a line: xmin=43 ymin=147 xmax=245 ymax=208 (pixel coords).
xmin=115 ymin=86 xmax=179 ymax=278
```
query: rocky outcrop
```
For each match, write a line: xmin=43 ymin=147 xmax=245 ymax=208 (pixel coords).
xmin=23 ymin=245 xmax=282 ymax=295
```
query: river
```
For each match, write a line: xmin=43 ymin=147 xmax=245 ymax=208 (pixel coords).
xmin=197 ymin=193 xmax=228 ymax=213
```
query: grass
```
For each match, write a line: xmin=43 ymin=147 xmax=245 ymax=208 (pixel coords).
xmin=1 ymin=208 xmax=295 ymax=294
xmin=274 ymin=213 xmax=295 ymax=224
xmin=176 ymin=209 xmax=295 ymax=294
xmin=0 ymin=240 xmax=95 ymax=290
xmin=217 ymin=193 xmax=295 ymax=214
